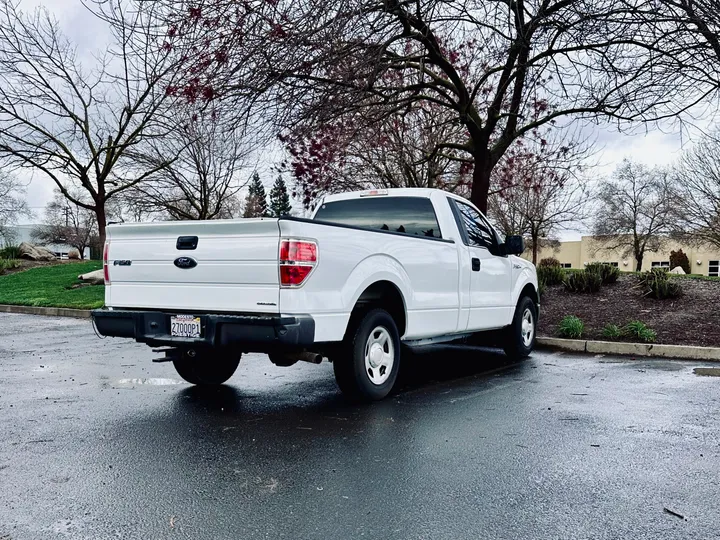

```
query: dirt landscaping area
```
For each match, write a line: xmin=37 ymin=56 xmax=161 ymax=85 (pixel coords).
xmin=538 ymin=274 xmax=720 ymax=347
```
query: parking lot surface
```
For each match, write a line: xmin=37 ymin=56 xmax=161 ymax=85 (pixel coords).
xmin=0 ymin=313 xmax=719 ymax=539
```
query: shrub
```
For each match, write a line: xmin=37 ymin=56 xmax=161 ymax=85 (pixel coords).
xmin=623 ymin=320 xmax=657 ymax=343
xmin=563 ymin=270 xmax=602 ymax=293
xmin=638 ymin=268 xmax=682 ymax=299
xmin=558 ymin=315 xmax=584 ymax=339
xmin=0 ymin=245 xmax=20 ymax=260
xmin=68 ymin=249 xmax=80 ymax=260
xmin=539 ymin=257 xmax=561 ymax=268
xmin=538 ymin=277 xmax=547 ymax=298
xmin=537 ymin=264 xmax=565 ymax=286
xmin=601 ymin=324 xmax=622 ymax=340
xmin=586 ymin=262 xmax=620 ymax=284
xmin=669 ymin=249 xmax=691 ymax=274
xmin=0 ymin=259 xmax=20 ymax=273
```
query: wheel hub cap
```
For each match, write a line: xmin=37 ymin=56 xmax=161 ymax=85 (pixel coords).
xmin=364 ymin=326 xmax=395 ymax=386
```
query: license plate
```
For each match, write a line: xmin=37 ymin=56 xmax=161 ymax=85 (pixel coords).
xmin=170 ymin=315 xmax=201 ymax=338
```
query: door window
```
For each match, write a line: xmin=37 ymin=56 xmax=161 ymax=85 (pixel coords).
xmin=450 ymin=199 xmax=498 ymax=251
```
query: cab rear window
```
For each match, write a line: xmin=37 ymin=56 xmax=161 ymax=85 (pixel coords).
xmin=313 ymin=196 xmax=442 ymax=238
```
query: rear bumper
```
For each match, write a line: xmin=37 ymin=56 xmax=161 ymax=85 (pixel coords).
xmin=92 ymin=308 xmax=315 ymax=351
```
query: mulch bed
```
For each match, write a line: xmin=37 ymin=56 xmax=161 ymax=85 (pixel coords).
xmin=538 ymin=275 xmax=720 ymax=347
xmin=0 ymin=259 xmax=85 ymax=276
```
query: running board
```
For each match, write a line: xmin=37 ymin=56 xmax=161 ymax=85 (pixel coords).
xmin=403 ymin=333 xmax=473 ymax=348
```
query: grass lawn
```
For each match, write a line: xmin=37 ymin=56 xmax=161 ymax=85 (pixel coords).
xmin=0 ymin=261 xmax=104 ymax=309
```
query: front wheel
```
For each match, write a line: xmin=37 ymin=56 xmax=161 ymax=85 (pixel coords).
xmin=333 ymin=308 xmax=401 ymax=401
xmin=503 ymin=296 xmax=537 ymax=359
xmin=173 ymin=349 xmax=241 ymax=385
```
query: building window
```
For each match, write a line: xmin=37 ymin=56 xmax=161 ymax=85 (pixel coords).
xmin=600 ymin=261 xmax=619 ymax=267
xmin=651 ymin=261 xmax=670 ymax=268
xmin=709 ymin=260 xmax=719 ymax=277
xmin=561 ymin=263 xmax=572 ymax=268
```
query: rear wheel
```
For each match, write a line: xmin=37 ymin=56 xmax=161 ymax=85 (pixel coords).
xmin=503 ymin=296 xmax=537 ymax=359
xmin=173 ymin=349 xmax=241 ymax=385
xmin=333 ymin=308 xmax=401 ymax=401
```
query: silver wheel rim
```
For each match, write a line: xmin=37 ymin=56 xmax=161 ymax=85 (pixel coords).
xmin=521 ymin=308 xmax=534 ymax=347
xmin=364 ymin=326 xmax=395 ymax=386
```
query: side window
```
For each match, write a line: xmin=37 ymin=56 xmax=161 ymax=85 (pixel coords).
xmin=451 ymin=200 xmax=497 ymax=250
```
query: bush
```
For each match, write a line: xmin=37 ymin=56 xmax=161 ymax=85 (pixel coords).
xmin=539 ymin=257 xmax=561 ymax=268
xmin=538 ymin=277 xmax=547 ymax=298
xmin=537 ymin=264 xmax=565 ymax=287
xmin=558 ymin=315 xmax=584 ymax=339
xmin=601 ymin=324 xmax=622 ymax=340
xmin=0 ymin=259 xmax=20 ymax=273
xmin=623 ymin=320 xmax=657 ymax=343
xmin=68 ymin=249 xmax=80 ymax=260
xmin=669 ymin=249 xmax=691 ymax=274
xmin=638 ymin=268 xmax=682 ymax=299
xmin=586 ymin=262 xmax=620 ymax=284
xmin=563 ymin=270 xmax=602 ymax=293
xmin=0 ymin=245 xmax=20 ymax=260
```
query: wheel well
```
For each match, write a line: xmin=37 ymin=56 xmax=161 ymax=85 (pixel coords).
xmin=520 ymin=283 xmax=539 ymax=307
xmin=350 ymin=281 xmax=407 ymax=337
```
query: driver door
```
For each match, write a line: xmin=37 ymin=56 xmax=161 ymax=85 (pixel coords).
xmin=450 ymin=199 xmax=513 ymax=332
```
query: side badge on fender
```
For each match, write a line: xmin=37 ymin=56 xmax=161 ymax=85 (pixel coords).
xmin=174 ymin=256 xmax=197 ymax=269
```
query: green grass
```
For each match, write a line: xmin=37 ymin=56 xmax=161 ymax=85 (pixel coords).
xmin=0 ymin=261 xmax=104 ymax=309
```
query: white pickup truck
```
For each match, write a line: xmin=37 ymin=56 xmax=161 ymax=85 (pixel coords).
xmin=93 ymin=188 xmax=538 ymax=400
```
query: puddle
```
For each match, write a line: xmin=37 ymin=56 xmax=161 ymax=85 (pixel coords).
xmin=693 ymin=368 xmax=720 ymax=377
xmin=117 ymin=378 xmax=184 ymax=385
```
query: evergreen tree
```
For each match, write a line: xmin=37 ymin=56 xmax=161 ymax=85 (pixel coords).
xmin=269 ymin=175 xmax=292 ymax=217
xmin=243 ymin=172 xmax=268 ymax=218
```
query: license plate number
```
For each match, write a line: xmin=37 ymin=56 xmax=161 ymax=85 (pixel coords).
xmin=170 ymin=315 xmax=201 ymax=338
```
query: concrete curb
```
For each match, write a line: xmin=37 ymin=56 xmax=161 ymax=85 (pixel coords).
xmin=0 ymin=305 xmax=92 ymax=319
xmin=537 ymin=336 xmax=720 ymax=362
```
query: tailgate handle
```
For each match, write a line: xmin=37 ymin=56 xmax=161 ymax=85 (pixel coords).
xmin=176 ymin=236 xmax=198 ymax=250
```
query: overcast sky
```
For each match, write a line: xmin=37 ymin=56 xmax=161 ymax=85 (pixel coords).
xmin=13 ymin=1 xmax=710 ymax=236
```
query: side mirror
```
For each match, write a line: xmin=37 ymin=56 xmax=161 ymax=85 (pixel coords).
xmin=503 ymin=235 xmax=524 ymax=255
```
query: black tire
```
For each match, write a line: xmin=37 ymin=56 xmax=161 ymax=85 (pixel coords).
xmin=503 ymin=296 xmax=537 ymax=359
xmin=333 ymin=308 xmax=401 ymax=401
xmin=173 ymin=349 xmax=241 ymax=385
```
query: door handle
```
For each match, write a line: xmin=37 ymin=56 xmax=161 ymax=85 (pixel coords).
xmin=471 ymin=257 xmax=481 ymax=271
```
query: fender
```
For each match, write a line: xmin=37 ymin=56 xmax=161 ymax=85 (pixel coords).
xmin=511 ymin=266 xmax=539 ymax=306
xmin=340 ymin=254 xmax=412 ymax=329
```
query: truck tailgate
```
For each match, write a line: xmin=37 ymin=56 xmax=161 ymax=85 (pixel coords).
xmin=105 ymin=219 xmax=281 ymax=313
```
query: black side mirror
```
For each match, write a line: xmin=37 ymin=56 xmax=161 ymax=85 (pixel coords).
xmin=503 ymin=235 xmax=524 ymax=255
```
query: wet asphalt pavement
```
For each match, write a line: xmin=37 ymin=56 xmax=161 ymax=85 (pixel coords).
xmin=1 ymin=314 xmax=719 ymax=539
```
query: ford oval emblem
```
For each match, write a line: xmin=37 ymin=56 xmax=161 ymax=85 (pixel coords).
xmin=174 ymin=256 xmax=197 ymax=269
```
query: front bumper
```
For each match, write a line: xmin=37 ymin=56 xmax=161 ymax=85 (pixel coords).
xmin=92 ymin=308 xmax=315 ymax=351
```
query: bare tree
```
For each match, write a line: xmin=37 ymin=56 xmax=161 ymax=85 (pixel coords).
xmin=673 ymin=130 xmax=720 ymax=248
xmin=32 ymin=189 xmax=96 ymax=259
xmin=0 ymin=170 xmax=29 ymax=245
xmin=123 ymin=107 xmax=251 ymax=220
xmin=0 ymin=0 xmax=180 ymax=245
xmin=159 ymin=0 xmax=699 ymax=213
xmin=489 ymin=133 xmax=592 ymax=264
xmin=592 ymin=160 xmax=677 ymax=271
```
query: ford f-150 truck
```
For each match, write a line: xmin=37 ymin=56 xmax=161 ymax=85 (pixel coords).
xmin=92 ymin=188 xmax=538 ymax=400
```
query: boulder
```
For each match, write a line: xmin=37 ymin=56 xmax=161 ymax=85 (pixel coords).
xmin=18 ymin=242 xmax=56 ymax=261
xmin=669 ymin=266 xmax=686 ymax=275
xmin=78 ymin=269 xmax=104 ymax=285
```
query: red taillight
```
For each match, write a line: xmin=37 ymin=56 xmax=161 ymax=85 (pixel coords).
xmin=103 ymin=242 xmax=110 ymax=284
xmin=279 ymin=239 xmax=317 ymax=287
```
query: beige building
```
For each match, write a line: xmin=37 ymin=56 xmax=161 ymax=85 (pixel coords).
xmin=524 ymin=236 xmax=720 ymax=277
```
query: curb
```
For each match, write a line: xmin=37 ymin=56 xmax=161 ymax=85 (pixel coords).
xmin=0 ymin=305 xmax=92 ymax=319
xmin=537 ymin=337 xmax=720 ymax=362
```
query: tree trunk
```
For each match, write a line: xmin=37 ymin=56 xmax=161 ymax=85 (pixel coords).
xmin=635 ymin=255 xmax=643 ymax=272
xmin=470 ymin=153 xmax=492 ymax=214
xmin=96 ymin=203 xmax=107 ymax=248
xmin=532 ymin=233 xmax=539 ymax=264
